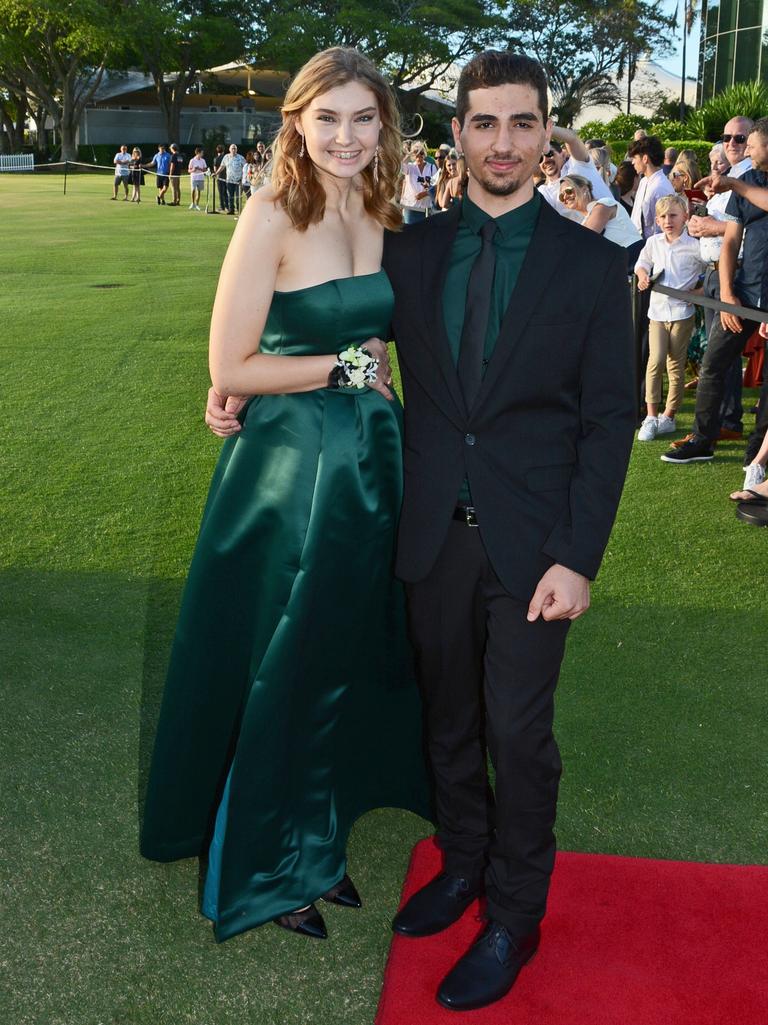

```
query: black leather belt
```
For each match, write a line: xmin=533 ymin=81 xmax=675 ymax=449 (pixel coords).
xmin=453 ymin=505 xmax=479 ymax=527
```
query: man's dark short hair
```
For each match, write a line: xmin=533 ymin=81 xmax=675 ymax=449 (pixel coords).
xmin=627 ymin=135 xmax=665 ymax=167
xmin=751 ymin=116 xmax=768 ymax=139
xmin=455 ymin=51 xmax=549 ymax=126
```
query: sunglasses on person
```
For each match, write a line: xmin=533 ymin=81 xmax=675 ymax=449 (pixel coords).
xmin=540 ymin=151 xmax=555 ymax=162
xmin=721 ymin=133 xmax=748 ymax=144
xmin=558 ymin=187 xmax=575 ymax=200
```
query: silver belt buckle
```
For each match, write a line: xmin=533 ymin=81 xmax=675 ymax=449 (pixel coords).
xmin=464 ymin=506 xmax=479 ymax=527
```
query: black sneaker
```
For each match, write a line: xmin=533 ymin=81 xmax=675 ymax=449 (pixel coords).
xmin=660 ymin=438 xmax=715 ymax=463
xmin=156 ymin=196 xmax=161 ymax=205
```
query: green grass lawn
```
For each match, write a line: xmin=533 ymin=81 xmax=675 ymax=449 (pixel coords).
xmin=1 ymin=171 xmax=766 ymax=1025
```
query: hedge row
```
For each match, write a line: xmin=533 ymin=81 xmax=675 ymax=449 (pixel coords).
xmin=605 ymin=139 xmax=715 ymax=173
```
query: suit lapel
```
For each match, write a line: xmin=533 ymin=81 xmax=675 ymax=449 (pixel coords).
xmin=418 ymin=205 xmax=468 ymax=421
xmin=470 ymin=198 xmax=570 ymax=413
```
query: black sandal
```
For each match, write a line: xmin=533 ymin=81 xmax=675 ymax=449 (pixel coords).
xmin=730 ymin=488 xmax=768 ymax=504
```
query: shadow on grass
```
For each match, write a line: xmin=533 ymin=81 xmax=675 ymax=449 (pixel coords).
xmin=136 ymin=575 xmax=184 ymax=828
xmin=1 ymin=568 xmax=764 ymax=873
xmin=0 ymin=570 xmax=765 ymax=1025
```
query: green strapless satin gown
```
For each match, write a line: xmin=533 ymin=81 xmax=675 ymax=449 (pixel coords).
xmin=141 ymin=271 xmax=430 ymax=941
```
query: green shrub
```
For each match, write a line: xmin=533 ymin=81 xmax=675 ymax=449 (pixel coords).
xmin=604 ymin=138 xmax=712 ymax=171
xmin=665 ymin=140 xmax=715 ymax=169
xmin=605 ymin=113 xmax=651 ymax=138
xmin=578 ymin=119 xmax=612 ymax=141
xmin=687 ymin=81 xmax=768 ymax=140
xmin=649 ymin=120 xmax=688 ymax=139
xmin=605 ymin=140 xmax=632 ymax=161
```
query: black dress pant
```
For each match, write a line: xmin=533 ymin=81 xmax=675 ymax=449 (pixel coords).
xmin=702 ymin=270 xmax=744 ymax=434
xmin=693 ymin=306 xmax=768 ymax=451
xmin=406 ymin=521 xmax=570 ymax=937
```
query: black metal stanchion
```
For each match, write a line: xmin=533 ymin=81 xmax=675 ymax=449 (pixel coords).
xmin=207 ymin=169 xmax=220 ymax=214
xmin=63 ymin=160 xmax=68 ymax=196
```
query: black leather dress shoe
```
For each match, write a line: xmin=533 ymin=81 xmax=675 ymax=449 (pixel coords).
xmin=437 ymin=921 xmax=539 ymax=1011
xmin=321 ymin=873 xmax=362 ymax=908
xmin=392 ymin=872 xmax=482 ymax=937
xmin=273 ymin=904 xmax=328 ymax=939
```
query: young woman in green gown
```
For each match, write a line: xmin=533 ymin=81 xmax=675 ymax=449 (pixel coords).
xmin=141 ymin=48 xmax=430 ymax=941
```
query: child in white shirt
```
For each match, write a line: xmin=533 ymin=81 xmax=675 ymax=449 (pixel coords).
xmin=635 ymin=193 xmax=705 ymax=440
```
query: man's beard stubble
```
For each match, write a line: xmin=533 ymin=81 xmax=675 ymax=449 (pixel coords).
xmin=475 ymin=160 xmax=529 ymax=197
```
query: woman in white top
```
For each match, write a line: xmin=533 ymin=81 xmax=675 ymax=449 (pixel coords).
xmin=557 ymin=174 xmax=642 ymax=267
xmin=400 ymin=144 xmax=437 ymax=223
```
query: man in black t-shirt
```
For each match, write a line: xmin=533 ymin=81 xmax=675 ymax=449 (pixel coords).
xmin=168 ymin=144 xmax=184 ymax=206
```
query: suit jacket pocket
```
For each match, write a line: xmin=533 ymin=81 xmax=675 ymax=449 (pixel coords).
xmin=525 ymin=463 xmax=574 ymax=492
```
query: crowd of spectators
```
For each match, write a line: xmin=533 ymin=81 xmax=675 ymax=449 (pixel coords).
xmin=110 ymin=139 xmax=272 ymax=212
xmin=396 ymin=118 xmax=768 ymax=525
xmin=107 ymin=117 xmax=767 ymax=523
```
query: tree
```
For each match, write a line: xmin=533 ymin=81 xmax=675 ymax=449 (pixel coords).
xmin=503 ymin=0 xmax=675 ymax=122
xmin=678 ymin=0 xmax=698 ymax=119
xmin=126 ymin=0 xmax=252 ymax=143
xmin=0 ymin=0 xmax=124 ymax=161
xmin=548 ymin=68 xmax=622 ymax=129
xmin=248 ymin=0 xmax=506 ymax=111
xmin=0 ymin=86 xmax=26 ymax=153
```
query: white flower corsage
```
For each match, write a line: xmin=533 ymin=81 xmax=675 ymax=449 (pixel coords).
xmin=329 ymin=344 xmax=380 ymax=390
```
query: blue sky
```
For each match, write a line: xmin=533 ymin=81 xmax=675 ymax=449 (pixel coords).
xmin=654 ymin=0 xmax=701 ymax=81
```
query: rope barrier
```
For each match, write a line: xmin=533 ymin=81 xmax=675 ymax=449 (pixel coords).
xmin=67 ymin=160 xmax=191 ymax=180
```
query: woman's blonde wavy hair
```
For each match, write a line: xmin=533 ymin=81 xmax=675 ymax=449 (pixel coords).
xmin=272 ymin=47 xmax=403 ymax=232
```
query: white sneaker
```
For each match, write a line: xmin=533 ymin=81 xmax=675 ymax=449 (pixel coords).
xmin=637 ymin=416 xmax=659 ymax=441
xmin=657 ymin=414 xmax=676 ymax=435
xmin=743 ymin=463 xmax=766 ymax=490
xmin=188 ymin=203 xmax=195 ymax=209
xmin=195 ymin=204 xmax=202 ymax=210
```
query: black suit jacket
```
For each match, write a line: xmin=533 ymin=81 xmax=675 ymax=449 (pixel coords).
xmin=383 ymin=198 xmax=636 ymax=601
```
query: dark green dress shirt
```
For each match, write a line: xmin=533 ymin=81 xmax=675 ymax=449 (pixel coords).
xmin=442 ymin=192 xmax=540 ymax=503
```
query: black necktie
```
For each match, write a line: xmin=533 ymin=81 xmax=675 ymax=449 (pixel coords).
xmin=457 ymin=219 xmax=497 ymax=410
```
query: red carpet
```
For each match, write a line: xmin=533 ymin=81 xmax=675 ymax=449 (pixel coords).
xmin=376 ymin=838 xmax=768 ymax=1025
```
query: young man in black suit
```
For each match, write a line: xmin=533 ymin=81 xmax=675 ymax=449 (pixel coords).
xmin=383 ymin=51 xmax=636 ymax=1011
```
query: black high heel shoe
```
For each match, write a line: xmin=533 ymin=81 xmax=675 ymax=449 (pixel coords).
xmin=274 ymin=904 xmax=328 ymax=939
xmin=321 ymin=874 xmax=362 ymax=908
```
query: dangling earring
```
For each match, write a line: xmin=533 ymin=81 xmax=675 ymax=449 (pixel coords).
xmin=298 ymin=135 xmax=305 ymax=159
xmin=373 ymin=145 xmax=379 ymax=184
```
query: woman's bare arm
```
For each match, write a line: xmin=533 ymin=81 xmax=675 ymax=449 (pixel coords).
xmin=581 ymin=202 xmax=615 ymax=234
xmin=208 ymin=188 xmax=338 ymax=397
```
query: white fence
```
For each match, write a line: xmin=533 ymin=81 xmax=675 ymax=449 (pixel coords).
xmin=0 ymin=153 xmax=34 ymax=172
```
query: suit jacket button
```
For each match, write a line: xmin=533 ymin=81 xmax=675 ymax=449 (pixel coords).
xmin=464 ymin=433 xmax=476 ymax=446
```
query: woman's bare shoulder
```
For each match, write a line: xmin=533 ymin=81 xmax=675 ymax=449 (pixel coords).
xmin=242 ymin=184 xmax=291 ymax=233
